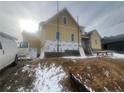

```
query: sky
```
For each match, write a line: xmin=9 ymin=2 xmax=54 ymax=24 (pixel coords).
xmin=0 ymin=1 xmax=124 ymax=40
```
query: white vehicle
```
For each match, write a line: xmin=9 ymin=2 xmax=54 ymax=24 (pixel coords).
xmin=18 ymin=42 xmax=37 ymax=60
xmin=18 ymin=42 xmax=29 ymax=57
xmin=0 ymin=32 xmax=18 ymax=70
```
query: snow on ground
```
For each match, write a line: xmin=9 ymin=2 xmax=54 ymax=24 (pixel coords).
xmin=32 ymin=63 xmax=66 ymax=92
xmin=112 ymin=52 xmax=124 ymax=59
xmin=63 ymin=55 xmax=97 ymax=59
xmin=63 ymin=52 xmax=124 ymax=59
xmin=79 ymin=47 xmax=85 ymax=57
xmin=17 ymin=63 xmax=67 ymax=92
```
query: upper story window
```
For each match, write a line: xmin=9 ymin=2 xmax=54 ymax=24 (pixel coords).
xmin=63 ymin=16 xmax=67 ymax=25
xmin=56 ymin=32 xmax=60 ymax=40
xmin=95 ymin=40 xmax=97 ymax=44
xmin=0 ymin=42 xmax=2 ymax=49
xmin=71 ymin=34 xmax=74 ymax=41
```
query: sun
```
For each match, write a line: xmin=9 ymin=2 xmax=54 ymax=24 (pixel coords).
xmin=19 ymin=19 xmax=38 ymax=33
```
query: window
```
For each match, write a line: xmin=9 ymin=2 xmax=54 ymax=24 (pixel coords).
xmin=63 ymin=16 xmax=67 ymax=24
xmin=71 ymin=34 xmax=74 ymax=41
xmin=19 ymin=42 xmax=28 ymax=48
xmin=56 ymin=32 xmax=60 ymax=40
xmin=95 ymin=40 xmax=97 ymax=44
xmin=0 ymin=42 xmax=2 ymax=49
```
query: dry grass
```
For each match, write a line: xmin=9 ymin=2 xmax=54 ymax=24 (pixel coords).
xmin=0 ymin=57 xmax=124 ymax=92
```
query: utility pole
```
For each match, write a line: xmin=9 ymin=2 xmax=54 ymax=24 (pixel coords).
xmin=57 ymin=1 xmax=59 ymax=57
xmin=77 ymin=16 xmax=80 ymax=50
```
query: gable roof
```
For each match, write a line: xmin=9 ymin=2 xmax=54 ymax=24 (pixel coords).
xmin=40 ymin=8 xmax=81 ymax=28
xmin=88 ymin=29 xmax=99 ymax=35
xmin=82 ymin=29 xmax=101 ymax=39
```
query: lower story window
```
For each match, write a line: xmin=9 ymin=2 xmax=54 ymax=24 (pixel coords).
xmin=71 ymin=34 xmax=74 ymax=41
xmin=56 ymin=32 xmax=60 ymax=40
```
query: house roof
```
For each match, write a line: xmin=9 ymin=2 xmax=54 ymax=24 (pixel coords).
xmin=88 ymin=30 xmax=101 ymax=37
xmin=0 ymin=32 xmax=17 ymax=40
xmin=81 ymin=29 xmax=101 ymax=39
xmin=102 ymin=34 xmax=124 ymax=44
xmin=39 ymin=8 xmax=83 ymax=29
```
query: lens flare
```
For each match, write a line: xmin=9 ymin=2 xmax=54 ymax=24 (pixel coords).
xmin=19 ymin=19 xmax=38 ymax=33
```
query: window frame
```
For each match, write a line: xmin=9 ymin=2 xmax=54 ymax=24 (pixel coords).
xmin=56 ymin=32 xmax=60 ymax=41
xmin=71 ymin=34 xmax=74 ymax=42
xmin=19 ymin=42 xmax=28 ymax=48
xmin=63 ymin=16 xmax=68 ymax=25
xmin=95 ymin=40 xmax=97 ymax=44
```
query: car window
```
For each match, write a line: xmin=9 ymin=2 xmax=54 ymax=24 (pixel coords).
xmin=0 ymin=41 xmax=2 ymax=49
xmin=19 ymin=42 xmax=28 ymax=48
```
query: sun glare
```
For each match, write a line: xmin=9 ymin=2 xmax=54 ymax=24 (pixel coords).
xmin=19 ymin=19 xmax=38 ymax=33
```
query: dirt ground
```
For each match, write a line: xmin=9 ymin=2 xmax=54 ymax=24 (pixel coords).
xmin=0 ymin=57 xmax=124 ymax=92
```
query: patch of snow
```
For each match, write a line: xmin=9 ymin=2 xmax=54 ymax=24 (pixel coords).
xmin=87 ymin=73 xmax=91 ymax=78
xmin=22 ymin=65 xmax=30 ymax=72
xmin=72 ymin=74 xmax=82 ymax=84
xmin=87 ymin=66 xmax=91 ymax=70
xmin=29 ymin=48 xmax=37 ymax=59
xmin=104 ymin=87 xmax=109 ymax=92
xmin=84 ymin=84 xmax=94 ymax=92
xmin=15 ymin=80 xmax=18 ymax=83
xmin=7 ymin=86 xmax=11 ymax=90
xmin=72 ymin=59 xmax=76 ymax=62
xmin=79 ymin=47 xmax=85 ymax=57
xmin=112 ymin=52 xmax=124 ymax=59
xmin=62 ymin=55 xmax=97 ymax=59
xmin=18 ymin=87 xmax=25 ymax=92
xmin=104 ymin=70 xmax=110 ymax=77
xmin=32 ymin=63 xmax=66 ymax=92
xmin=72 ymin=74 xmax=93 ymax=92
xmin=22 ymin=65 xmax=33 ymax=73
xmin=63 ymin=52 xmax=124 ymax=59
xmin=18 ymin=56 xmax=31 ymax=60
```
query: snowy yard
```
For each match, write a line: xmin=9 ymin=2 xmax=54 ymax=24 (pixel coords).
xmin=0 ymin=57 xmax=124 ymax=92
xmin=112 ymin=52 xmax=124 ymax=59
xmin=0 ymin=59 xmax=76 ymax=92
xmin=63 ymin=52 xmax=124 ymax=59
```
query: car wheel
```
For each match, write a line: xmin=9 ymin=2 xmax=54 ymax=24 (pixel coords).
xmin=14 ymin=55 xmax=18 ymax=65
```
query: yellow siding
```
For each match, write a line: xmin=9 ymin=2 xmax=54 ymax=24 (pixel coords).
xmin=43 ymin=23 xmax=80 ymax=42
xmin=90 ymin=32 xmax=102 ymax=50
xmin=49 ymin=11 xmax=77 ymax=28
xmin=39 ymin=9 xmax=81 ymax=44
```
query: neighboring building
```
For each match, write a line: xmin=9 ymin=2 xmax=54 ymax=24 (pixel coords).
xmin=102 ymin=34 xmax=124 ymax=53
xmin=23 ymin=8 xmax=85 ymax=57
xmin=81 ymin=30 xmax=102 ymax=55
xmin=22 ymin=31 xmax=41 ymax=57
xmin=89 ymin=30 xmax=102 ymax=51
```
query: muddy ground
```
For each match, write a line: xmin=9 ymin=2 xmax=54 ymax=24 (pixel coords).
xmin=0 ymin=57 xmax=124 ymax=92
